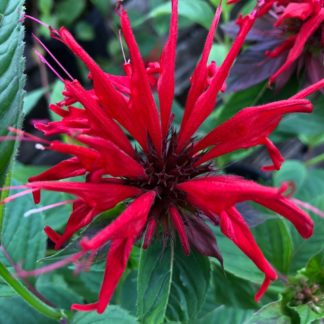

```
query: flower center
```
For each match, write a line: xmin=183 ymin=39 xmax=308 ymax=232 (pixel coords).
xmin=126 ymin=132 xmax=212 ymax=208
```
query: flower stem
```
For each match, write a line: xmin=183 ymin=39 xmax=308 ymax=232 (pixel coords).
xmin=305 ymin=153 xmax=324 ymax=167
xmin=0 ymin=261 xmax=67 ymax=321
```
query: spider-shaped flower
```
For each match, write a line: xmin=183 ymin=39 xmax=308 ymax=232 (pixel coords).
xmin=5 ymin=0 xmax=323 ymax=314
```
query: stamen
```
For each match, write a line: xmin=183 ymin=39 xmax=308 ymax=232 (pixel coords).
xmin=34 ymin=50 xmax=64 ymax=82
xmin=292 ymin=198 xmax=324 ymax=219
xmin=8 ymin=127 xmax=50 ymax=144
xmin=22 ymin=15 xmax=49 ymax=28
xmin=17 ymin=251 xmax=86 ymax=278
xmin=0 ymin=185 xmax=28 ymax=191
xmin=32 ymin=33 xmax=74 ymax=81
xmin=1 ymin=189 xmax=36 ymax=204
xmin=35 ymin=143 xmax=46 ymax=151
xmin=118 ymin=29 xmax=127 ymax=64
xmin=23 ymin=199 xmax=75 ymax=217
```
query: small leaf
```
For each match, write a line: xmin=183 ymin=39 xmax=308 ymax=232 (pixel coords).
xmin=71 ymin=305 xmax=137 ymax=324
xmin=137 ymin=241 xmax=174 ymax=324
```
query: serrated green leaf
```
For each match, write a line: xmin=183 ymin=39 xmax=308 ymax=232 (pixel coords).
xmin=71 ymin=305 xmax=137 ymax=324
xmin=196 ymin=306 xmax=254 ymax=324
xmin=0 ymin=0 xmax=25 ymax=187
xmin=137 ymin=241 xmax=174 ymax=324
xmin=166 ymin=244 xmax=211 ymax=323
xmin=212 ymin=266 xmax=258 ymax=309
xmin=244 ymin=301 xmax=291 ymax=324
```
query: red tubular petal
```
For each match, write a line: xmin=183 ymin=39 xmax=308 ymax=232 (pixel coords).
xmin=275 ymin=3 xmax=313 ymax=26
xmin=177 ymin=176 xmax=314 ymax=239
xmin=46 ymin=201 xmax=97 ymax=249
xmin=71 ymin=302 xmax=98 ymax=312
xmin=169 ymin=206 xmax=190 ymax=255
xmin=261 ymin=138 xmax=285 ymax=171
xmin=81 ymin=192 xmax=156 ymax=250
xmin=143 ymin=217 xmax=157 ymax=249
xmin=158 ymin=0 xmax=178 ymax=138
xmin=56 ymin=28 xmax=147 ymax=150
xmin=220 ymin=207 xmax=277 ymax=285
xmin=27 ymin=181 xmax=142 ymax=211
xmin=179 ymin=3 xmax=222 ymax=142
xmin=291 ymin=79 xmax=324 ymax=99
xmin=270 ymin=9 xmax=324 ymax=84
xmin=193 ymin=99 xmax=312 ymax=166
xmin=177 ymin=12 xmax=256 ymax=149
xmin=44 ymin=226 xmax=61 ymax=244
xmin=29 ymin=158 xmax=86 ymax=182
xmin=64 ymin=80 xmax=135 ymax=157
xmin=96 ymin=238 xmax=134 ymax=313
xmin=77 ymin=135 xmax=146 ymax=178
xmin=120 ymin=8 xmax=162 ymax=155
xmin=255 ymin=277 xmax=271 ymax=302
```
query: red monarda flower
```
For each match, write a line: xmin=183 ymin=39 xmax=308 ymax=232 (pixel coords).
xmin=226 ymin=0 xmax=324 ymax=90
xmin=4 ymin=0 xmax=324 ymax=314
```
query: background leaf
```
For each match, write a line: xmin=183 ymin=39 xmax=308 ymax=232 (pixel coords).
xmin=0 ymin=0 xmax=25 ymax=187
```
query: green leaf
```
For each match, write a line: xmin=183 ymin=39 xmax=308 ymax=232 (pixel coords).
xmin=71 ymin=305 xmax=137 ymax=324
xmin=138 ymin=0 xmax=214 ymax=29
xmin=0 ymin=0 xmax=26 ymax=187
xmin=245 ymin=301 xmax=291 ymax=324
xmin=212 ymin=266 xmax=258 ymax=309
xmin=56 ymin=0 xmax=86 ymax=25
xmin=253 ymin=219 xmax=293 ymax=274
xmin=274 ymin=162 xmax=324 ymax=272
xmin=1 ymin=180 xmax=46 ymax=270
xmin=136 ymin=241 xmax=174 ymax=324
xmin=289 ymin=304 xmax=323 ymax=324
xmin=0 ymin=297 xmax=57 ymax=324
xmin=23 ymin=88 xmax=47 ymax=115
xmin=36 ymin=273 xmax=83 ymax=309
xmin=165 ymin=244 xmax=211 ymax=322
xmin=196 ymin=306 xmax=254 ymax=324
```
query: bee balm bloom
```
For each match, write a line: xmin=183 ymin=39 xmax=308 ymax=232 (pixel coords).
xmin=6 ymin=0 xmax=323 ymax=314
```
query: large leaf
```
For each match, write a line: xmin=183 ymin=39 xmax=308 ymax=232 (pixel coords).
xmin=136 ymin=241 xmax=174 ymax=324
xmin=165 ymin=244 xmax=211 ymax=323
xmin=0 ymin=0 xmax=25 ymax=187
xmin=1 ymin=179 xmax=46 ymax=270
xmin=0 ymin=297 xmax=57 ymax=324
xmin=71 ymin=305 xmax=137 ymax=324
xmin=252 ymin=219 xmax=293 ymax=274
xmin=245 ymin=301 xmax=291 ymax=324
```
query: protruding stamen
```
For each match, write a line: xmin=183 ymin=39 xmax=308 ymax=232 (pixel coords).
xmin=292 ymin=198 xmax=324 ymax=219
xmin=17 ymin=251 xmax=86 ymax=278
xmin=22 ymin=15 xmax=49 ymax=28
xmin=1 ymin=189 xmax=36 ymax=204
xmin=23 ymin=199 xmax=75 ymax=217
xmin=8 ymin=127 xmax=50 ymax=144
xmin=35 ymin=143 xmax=46 ymax=151
xmin=34 ymin=50 xmax=64 ymax=82
xmin=118 ymin=29 xmax=127 ymax=64
xmin=32 ymin=33 xmax=74 ymax=81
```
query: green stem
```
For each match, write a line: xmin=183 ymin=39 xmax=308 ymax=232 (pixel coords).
xmin=305 ymin=153 xmax=324 ymax=167
xmin=0 ymin=261 xmax=67 ymax=321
